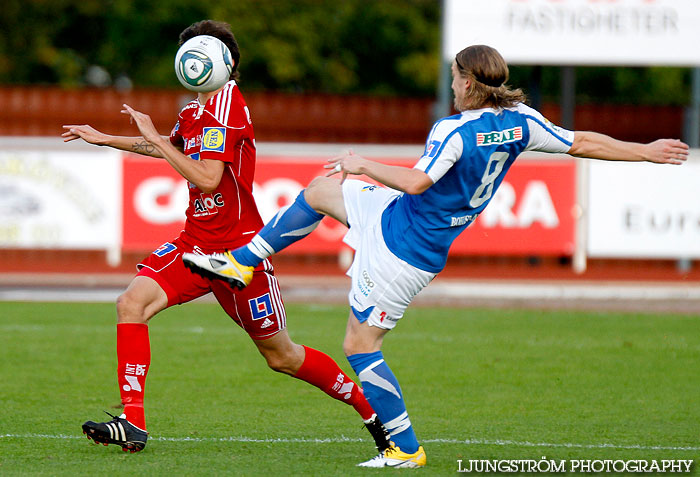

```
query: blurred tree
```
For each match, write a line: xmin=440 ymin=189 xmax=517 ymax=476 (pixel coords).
xmin=213 ymin=0 xmax=439 ymax=95
xmin=509 ymin=66 xmax=691 ymax=106
xmin=0 ymin=0 xmax=690 ymax=104
xmin=0 ymin=0 xmax=212 ymax=87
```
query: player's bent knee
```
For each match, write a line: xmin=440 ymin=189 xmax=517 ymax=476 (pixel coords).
xmin=343 ymin=328 xmax=385 ymax=356
xmin=257 ymin=340 xmax=304 ymax=376
xmin=263 ymin=353 xmax=297 ymax=375
xmin=343 ymin=336 xmax=364 ymax=357
xmin=116 ymin=292 xmax=149 ymax=324
xmin=304 ymin=176 xmax=338 ymax=210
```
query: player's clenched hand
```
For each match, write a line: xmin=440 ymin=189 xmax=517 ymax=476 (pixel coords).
xmin=121 ymin=104 xmax=161 ymax=144
xmin=645 ymin=138 xmax=689 ymax=165
xmin=61 ymin=124 xmax=109 ymax=145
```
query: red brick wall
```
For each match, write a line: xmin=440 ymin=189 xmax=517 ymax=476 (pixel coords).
xmin=0 ymin=86 xmax=684 ymax=144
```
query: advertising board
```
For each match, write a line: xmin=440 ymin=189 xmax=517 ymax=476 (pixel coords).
xmin=121 ymin=153 xmax=576 ymax=256
xmin=587 ymin=160 xmax=700 ymax=258
xmin=444 ymin=0 xmax=700 ymax=66
xmin=0 ymin=149 xmax=121 ymax=253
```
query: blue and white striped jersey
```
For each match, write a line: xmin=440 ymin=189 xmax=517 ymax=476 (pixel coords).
xmin=381 ymin=103 xmax=574 ymax=273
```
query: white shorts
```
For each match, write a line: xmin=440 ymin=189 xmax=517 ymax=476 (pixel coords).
xmin=342 ymin=180 xmax=436 ymax=330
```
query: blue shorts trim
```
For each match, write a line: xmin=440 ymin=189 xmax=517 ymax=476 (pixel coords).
xmin=351 ymin=305 xmax=375 ymax=323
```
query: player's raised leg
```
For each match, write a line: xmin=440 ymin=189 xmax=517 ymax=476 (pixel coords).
xmin=183 ymin=177 xmax=346 ymax=288
xmin=343 ymin=314 xmax=426 ymax=468
xmin=82 ymin=276 xmax=167 ymax=452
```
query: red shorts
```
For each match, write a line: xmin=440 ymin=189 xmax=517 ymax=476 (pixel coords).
xmin=137 ymin=237 xmax=286 ymax=340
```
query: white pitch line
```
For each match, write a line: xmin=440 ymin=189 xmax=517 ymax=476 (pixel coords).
xmin=1 ymin=433 xmax=698 ymax=452
xmin=439 ymin=438 xmax=700 ymax=452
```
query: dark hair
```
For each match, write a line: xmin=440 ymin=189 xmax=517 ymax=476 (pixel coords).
xmin=179 ymin=20 xmax=240 ymax=81
xmin=455 ymin=45 xmax=526 ymax=109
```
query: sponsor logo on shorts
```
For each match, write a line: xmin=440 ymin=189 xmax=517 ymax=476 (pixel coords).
xmin=361 ymin=185 xmax=378 ymax=192
xmin=352 ymin=293 xmax=362 ymax=306
xmin=357 ymin=270 xmax=375 ymax=297
xmin=201 ymin=127 xmax=226 ymax=152
xmin=476 ymin=126 xmax=522 ymax=146
xmin=249 ymin=293 xmax=273 ymax=320
xmin=377 ymin=310 xmax=398 ymax=323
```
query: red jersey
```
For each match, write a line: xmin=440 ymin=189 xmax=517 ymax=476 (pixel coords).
xmin=169 ymin=81 xmax=263 ymax=250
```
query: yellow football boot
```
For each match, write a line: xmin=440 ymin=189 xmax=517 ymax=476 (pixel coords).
xmin=357 ymin=442 xmax=427 ymax=468
xmin=182 ymin=251 xmax=254 ymax=289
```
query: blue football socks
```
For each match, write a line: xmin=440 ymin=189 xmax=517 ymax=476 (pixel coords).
xmin=233 ymin=191 xmax=324 ymax=267
xmin=347 ymin=351 xmax=420 ymax=454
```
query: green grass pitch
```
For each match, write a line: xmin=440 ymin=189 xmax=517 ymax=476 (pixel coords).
xmin=1 ymin=301 xmax=698 ymax=475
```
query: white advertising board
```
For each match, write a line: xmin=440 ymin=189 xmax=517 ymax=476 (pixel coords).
xmin=587 ymin=158 xmax=700 ymax=258
xmin=0 ymin=149 xmax=121 ymax=251
xmin=444 ymin=0 xmax=700 ymax=66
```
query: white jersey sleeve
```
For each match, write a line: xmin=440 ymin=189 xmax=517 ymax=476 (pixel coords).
xmin=413 ymin=117 xmax=465 ymax=183
xmin=516 ymin=103 xmax=575 ymax=154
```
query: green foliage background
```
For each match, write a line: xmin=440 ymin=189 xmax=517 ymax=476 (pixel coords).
xmin=0 ymin=0 xmax=691 ymax=104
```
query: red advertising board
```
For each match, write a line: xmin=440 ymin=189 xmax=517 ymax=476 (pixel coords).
xmin=457 ymin=159 xmax=576 ymax=255
xmin=122 ymin=154 xmax=188 ymax=251
xmin=122 ymin=152 xmax=576 ymax=256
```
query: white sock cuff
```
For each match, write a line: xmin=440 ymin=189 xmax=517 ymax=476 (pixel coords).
xmin=357 ymin=359 xmax=385 ymax=376
xmin=249 ymin=236 xmax=275 ymax=259
xmin=385 ymin=411 xmax=412 ymax=435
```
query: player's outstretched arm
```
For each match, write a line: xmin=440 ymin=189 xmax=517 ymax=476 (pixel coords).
xmin=568 ymin=131 xmax=688 ymax=165
xmin=61 ymin=124 xmax=167 ymax=158
xmin=326 ymin=151 xmax=433 ymax=195
xmin=121 ymin=103 xmax=224 ymax=192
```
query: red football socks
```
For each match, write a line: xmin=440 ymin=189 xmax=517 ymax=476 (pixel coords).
xmin=294 ymin=345 xmax=376 ymax=421
xmin=116 ymin=323 xmax=150 ymax=430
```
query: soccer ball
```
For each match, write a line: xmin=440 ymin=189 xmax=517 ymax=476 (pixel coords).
xmin=174 ymin=35 xmax=233 ymax=92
